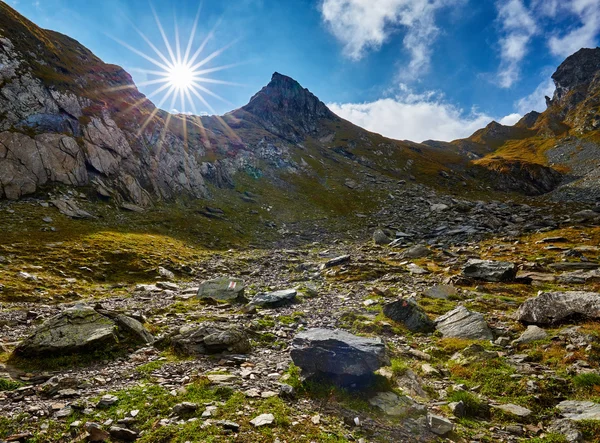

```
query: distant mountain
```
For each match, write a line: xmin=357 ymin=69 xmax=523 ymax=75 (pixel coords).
xmin=437 ymin=47 xmax=600 ymax=201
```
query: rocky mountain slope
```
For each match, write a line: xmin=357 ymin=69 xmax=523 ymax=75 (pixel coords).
xmin=433 ymin=47 xmax=600 ymax=201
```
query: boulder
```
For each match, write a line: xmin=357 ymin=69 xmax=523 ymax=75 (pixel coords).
xmin=13 ymin=306 xmax=152 ymax=358
xmin=557 ymin=400 xmax=600 ymax=421
xmin=373 ymin=229 xmax=391 ymax=245
xmin=423 ymin=285 xmax=457 ymax=300
xmin=170 ymin=322 xmax=251 ymax=355
xmin=50 ymin=199 xmax=94 ymax=219
xmin=382 ymin=297 xmax=435 ymax=333
xmin=291 ymin=328 xmax=389 ymax=378
xmin=548 ymin=418 xmax=583 ymax=442
xmin=516 ymin=291 xmax=600 ymax=325
xmin=196 ymin=277 xmax=246 ymax=302
xmin=400 ymin=244 xmax=431 ymax=259
xmin=427 ymin=414 xmax=454 ymax=436
xmin=368 ymin=391 xmax=426 ymax=417
xmin=462 ymin=259 xmax=517 ymax=282
xmin=250 ymin=289 xmax=296 ymax=308
xmin=512 ymin=325 xmax=547 ymax=345
xmin=435 ymin=306 xmax=493 ymax=340
xmin=493 ymin=403 xmax=532 ymax=418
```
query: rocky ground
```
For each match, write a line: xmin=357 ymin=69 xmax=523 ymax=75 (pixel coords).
xmin=1 ymin=189 xmax=600 ymax=443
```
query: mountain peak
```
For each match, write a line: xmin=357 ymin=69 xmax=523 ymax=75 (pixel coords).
xmin=550 ymin=47 xmax=600 ymax=105
xmin=240 ymin=72 xmax=336 ymax=141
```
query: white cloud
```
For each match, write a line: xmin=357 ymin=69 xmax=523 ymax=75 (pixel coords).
xmin=547 ymin=0 xmax=600 ymax=57
xmin=327 ymin=93 xmax=516 ymax=142
xmin=320 ymin=0 xmax=463 ymax=80
xmin=496 ymin=0 xmax=537 ymax=88
xmin=499 ymin=113 xmax=522 ymax=126
xmin=515 ymin=78 xmax=556 ymax=114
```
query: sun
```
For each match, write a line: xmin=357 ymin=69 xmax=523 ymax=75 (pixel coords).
xmin=109 ymin=3 xmax=242 ymax=116
xmin=167 ymin=62 xmax=195 ymax=90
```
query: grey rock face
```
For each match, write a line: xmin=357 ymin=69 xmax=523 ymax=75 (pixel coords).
xmin=250 ymin=289 xmax=296 ymax=307
xmin=382 ymin=297 xmax=435 ymax=333
xmin=435 ymin=306 xmax=493 ymax=340
xmin=291 ymin=328 xmax=390 ymax=378
xmin=13 ymin=306 xmax=153 ymax=358
xmin=462 ymin=259 xmax=517 ymax=282
xmin=196 ymin=277 xmax=246 ymax=302
xmin=516 ymin=291 xmax=600 ymax=325
xmin=170 ymin=322 xmax=251 ymax=355
xmin=557 ymin=400 xmax=600 ymax=421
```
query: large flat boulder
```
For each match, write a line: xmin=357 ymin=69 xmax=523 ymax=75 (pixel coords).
xmin=13 ymin=306 xmax=152 ymax=358
xmin=291 ymin=328 xmax=390 ymax=378
xmin=516 ymin=291 xmax=600 ymax=325
xmin=462 ymin=259 xmax=517 ymax=282
xmin=435 ymin=306 xmax=493 ymax=340
xmin=250 ymin=289 xmax=296 ymax=308
xmin=196 ymin=277 xmax=246 ymax=302
xmin=557 ymin=400 xmax=600 ymax=421
xmin=382 ymin=297 xmax=435 ymax=333
xmin=170 ymin=322 xmax=251 ymax=355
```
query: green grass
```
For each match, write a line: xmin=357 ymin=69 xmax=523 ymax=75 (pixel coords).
xmin=0 ymin=378 xmax=23 ymax=391
xmin=573 ymin=373 xmax=600 ymax=389
xmin=447 ymin=390 xmax=487 ymax=418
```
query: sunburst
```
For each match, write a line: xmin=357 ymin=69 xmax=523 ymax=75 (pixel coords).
xmin=109 ymin=3 xmax=242 ymax=121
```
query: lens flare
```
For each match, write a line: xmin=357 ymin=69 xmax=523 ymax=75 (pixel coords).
xmin=109 ymin=3 xmax=243 ymax=116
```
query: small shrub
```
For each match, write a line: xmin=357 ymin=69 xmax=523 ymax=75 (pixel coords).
xmin=573 ymin=373 xmax=600 ymax=389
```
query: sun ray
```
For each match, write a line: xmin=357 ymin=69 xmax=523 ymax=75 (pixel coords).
xmin=184 ymin=3 xmax=202 ymax=63
xmin=127 ymin=18 xmax=174 ymax=69
xmin=191 ymin=81 xmax=233 ymax=106
xmin=151 ymin=4 xmax=178 ymax=66
xmin=174 ymin=14 xmax=182 ymax=65
xmin=188 ymin=86 xmax=216 ymax=115
xmin=194 ymin=62 xmax=246 ymax=76
xmin=192 ymin=77 xmax=244 ymax=86
xmin=189 ymin=40 xmax=237 ymax=71
xmin=107 ymin=35 xmax=171 ymax=71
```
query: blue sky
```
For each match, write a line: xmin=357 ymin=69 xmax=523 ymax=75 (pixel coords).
xmin=6 ymin=0 xmax=600 ymax=141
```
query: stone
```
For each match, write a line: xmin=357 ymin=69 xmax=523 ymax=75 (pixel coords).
xmin=250 ymin=413 xmax=275 ymax=427
xmin=170 ymin=322 xmax=251 ymax=355
xmin=196 ymin=277 xmax=246 ymax=302
xmin=516 ymin=291 xmax=600 ymax=325
xmin=494 ymin=403 xmax=532 ymax=417
xmin=435 ymin=306 xmax=493 ymax=340
xmin=373 ymin=229 xmax=391 ymax=245
xmin=423 ymin=284 xmax=457 ymax=299
xmin=250 ymin=289 xmax=296 ymax=307
xmin=322 ymin=255 xmax=351 ymax=269
xmin=172 ymin=402 xmax=198 ymax=415
xmin=14 ymin=306 xmax=117 ymax=357
xmin=85 ymin=422 xmax=110 ymax=442
xmin=158 ymin=266 xmax=175 ymax=280
xmin=400 ymin=244 xmax=431 ymax=259
xmin=291 ymin=328 xmax=390 ymax=378
xmin=558 ymin=269 xmax=600 ymax=284
xmin=279 ymin=383 xmax=295 ymax=399
xmin=214 ymin=420 xmax=240 ymax=431
xmin=548 ymin=418 xmax=583 ymax=442
xmin=407 ymin=263 xmax=428 ymax=275
xmin=512 ymin=325 xmax=548 ymax=345
xmin=382 ymin=297 xmax=435 ymax=333
xmin=462 ymin=259 xmax=517 ymax=282
xmin=369 ymin=391 xmax=426 ymax=416
xmin=557 ymin=400 xmax=600 ymax=421
xmin=396 ymin=369 xmax=428 ymax=398
xmin=207 ymin=374 xmax=239 ymax=384
xmin=427 ymin=414 xmax=454 ymax=435
xmin=430 ymin=203 xmax=449 ymax=212
xmin=549 ymin=262 xmax=600 ymax=271
xmin=50 ymin=199 xmax=93 ymax=219
xmin=97 ymin=395 xmax=119 ymax=408
xmin=449 ymin=401 xmax=465 ymax=418
xmin=109 ymin=426 xmax=138 ymax=441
